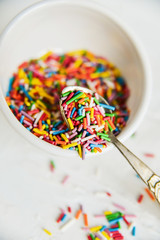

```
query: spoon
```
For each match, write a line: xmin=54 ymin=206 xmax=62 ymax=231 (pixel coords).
xmin=60 ymin=86 xmax=160 ymax=204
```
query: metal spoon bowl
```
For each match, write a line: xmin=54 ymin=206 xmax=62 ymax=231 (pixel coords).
xmin=60 ymin=86 xmax=160 ymax=204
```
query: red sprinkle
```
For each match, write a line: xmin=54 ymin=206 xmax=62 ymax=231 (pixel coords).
xmin=137 ymin=194 xmax=144 ymax=203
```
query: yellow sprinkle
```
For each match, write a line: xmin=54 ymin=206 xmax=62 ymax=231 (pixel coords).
xmin=116 ymin=82 xmax=122 ymax=91
xmin=90 ymin=226 xmax=102 ymax=232
xmin=32 ymin=77 xmax=42 ymax=85
xmin=63 ymin=142 xmax=78 ymax=149
xmin=33 ymin=128 xmax=48 ymax=136
xmin=49 ymin=134 xmax=53 ymax=141
xmin=90 ymin=73 xmax=100 ymax=79
xmin=53 ymin=136 xmax=58 ymax=141
xmin=74 ymin=59 xmax=83 ymax=68
xmin=86 ymin=51 xmax=95 ymax=60
xmin=40 ymin=51 xmax=53 ymax=61
xmin=68 ymin=49 xmax=86 ymax=56
xmin=101 ymin=231 xmax=111 ymax=240
xmin=107 ymin=88 xmax=112 ymax=98
xmin=47 ymin=119 xmax=51 ymax=125
xmin=95 ymin=238 xmax=101 ymax=240
xmin=100 ymin=71 xmax=111 ymax=78
xmin=104 ymin=211 xmax=112 ymax=215
xmin=24 ymin=97 xmax=31 ymax=107
xmin=67 ymin=118 xmax=74 ymax=130
xmin=61 ymin=133 xmax=69 ymax=143
xmin=36 ymin=100 xmax=47 ymax=110
xmin=43 ymin=228 xmax=52 ymax=236
xmin=93 ymin=148 xmax=98 ymax=153
xmin=91 ymin=108 xmax=94 ymax=119
xmin=78 ymin=144 xmax=82 ymax=158
xmin=42 ymin=124 xmax=46 ymax=130
xmin=113 ymin=68 xmax=121 ymax=77
xmin=102 ymin=120 xmax=105 ymax=125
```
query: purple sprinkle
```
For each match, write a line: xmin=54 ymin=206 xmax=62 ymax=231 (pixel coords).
xmin=23 ymin=119 xmax=32 ymax=126
xmin=21 ymin=110 xmax=34 ymax=121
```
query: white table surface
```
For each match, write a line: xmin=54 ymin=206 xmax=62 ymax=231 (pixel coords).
xmin=0 ymin=0 xmax=160 ymax=239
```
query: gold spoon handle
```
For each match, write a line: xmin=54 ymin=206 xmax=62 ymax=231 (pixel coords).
xmin=108 ymin=132 xmax=160 ymax=204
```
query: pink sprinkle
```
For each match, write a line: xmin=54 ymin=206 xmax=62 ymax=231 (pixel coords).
xmin=78 ymin=124 xmax=83 ymax=132
xmin=23 ymin=119 xmax=32 ymax=126
xmin=62 ymin=175 xmax=70 ymax=184
xmin=144 ymin=153 xmax=155 ymax=158
xmin=94 ymin=214 xmax=105 ymax=218
xmin=83 ymin=142 xmax=90 ymax=148
xmin=82 ymin=130 xmax=87 ymax=138
xmin=112 ymin=202 xmax=126 ymax=211
xmin=69 ymin=132 xmax=77 ymax=139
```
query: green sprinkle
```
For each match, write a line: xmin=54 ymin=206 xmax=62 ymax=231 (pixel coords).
xmin=94 ymin=97 xmax=99 ymax=105
xmin=75 ymin=115 xmax=85 ymax=121
xmin=97 ymin=132 xmax=109 ymax=137
xmin=107 ymin=120 xmax=114 ymax=132
xmin=117 ymin=221 xmax=121 ymax=229
xmin=106 ymin=212 xmax=122 ymax=221
xmin=50 ymin=160 xmax=55 ymax=168
xmin=59 ymin=55 xmax=65 ymax=63
xmin=66 ymin=92 xmax=83 ymax=105
xmin=100 ymin=136 xmax=111 ymax=142
xmin=62 ymin=91 xmax=71 ymax=97
xmin=105 ymin=113 xmax=115 ymax=117
xmin=90 ymin=233 xmax=95 ymax=240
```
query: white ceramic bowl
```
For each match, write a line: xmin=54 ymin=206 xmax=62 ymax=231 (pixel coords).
xmin=0 ymin=0 xmax=151 ymax=158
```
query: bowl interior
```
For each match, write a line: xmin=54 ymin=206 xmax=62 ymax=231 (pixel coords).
xmin=0 ymin=0 xmax=148 ymax=157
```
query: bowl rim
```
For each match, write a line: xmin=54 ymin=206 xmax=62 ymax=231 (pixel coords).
xmin=0 ymin=0 xmax=152 ymax=158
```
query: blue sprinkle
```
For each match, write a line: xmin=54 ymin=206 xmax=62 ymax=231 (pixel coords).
xmin=26 ymin=127 xmax=31 ymax=131
xmin=19 ymin=85 xmax=33 ymax=101
xmin=132 ymin=226 xmax=136 ymax=236
xmin=8 ymin=76 xmax=15 ymax=92
xmin=99 ymin=103 xmax=115 ymax=111
xmin=61 ymin=214 xmax=67 ymax=222
xmin=70 ymin=107 xmax=76 ymax=118
xmin=108 ymin=228 xmax=119 ymax=232
xmin=108 ymin=217 xmax=122 ymax=224
xmin=19 ymin=105 xmax=24 ymax=112
xmin=100 ymin=225 xmax=107 ymax=232
xmin=54 ymin=121 xmax=62 ymax=128
xmin=52 ymin=129 xmax=69 ymax=135
xmin=20 ymin=115 xmax=25 ymax=124
xmin=10 ymin=105 xmax=15 ymax=110
xmin=90 ymin=144 xmax=103 ymax=148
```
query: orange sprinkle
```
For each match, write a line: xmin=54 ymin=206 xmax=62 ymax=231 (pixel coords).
xmin=38 ymin=120 xmax=43 ymax=131
xmin=78 ymin=98 xmax=86 ymax=104
xmin=95 ymin=147 xmax=102 ymax=153
xmin=75 ymin=209 xmax=82 ymax=219
xmin=56 ymin=140 xmax=66 ymax=145
xmin=107 ymin=118 xmax=116 ymax=130
xmin=145 ymin=188 xmax=155 ymax=201
xmin=83 ymin=213 xmax=88 ymax=227
xmin=83 ymin=118 xmax=87 ymax=129
xmin=84 ymin=108 xmax=91 ymax=111
xmin=105 ymin=121 xmax=108 ymax=132
xmin=95 ymin=115 xmax=101 ymax=127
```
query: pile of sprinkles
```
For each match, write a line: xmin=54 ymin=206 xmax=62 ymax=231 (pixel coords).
xmin=43 ymin=204 xmax=137 ymax=239
xmin=5 ymin=50 xmax=130 ymax=157
xmin=60 ymin=88 xmax=116 ymax=159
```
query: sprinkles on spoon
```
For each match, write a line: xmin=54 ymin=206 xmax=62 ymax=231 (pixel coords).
xmin=5 ymin=50 xmax=130 ymax=158
xmin=60 ymin=88 xmax=116 ymax=159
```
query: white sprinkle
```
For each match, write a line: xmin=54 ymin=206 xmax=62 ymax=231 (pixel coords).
xmin=34 ymin=110 xmax=44 ymax=125
xmin=80 ymin=134 xmax=96 ymax=142
xmin=60 ymin=218 xmax=76 ymax=232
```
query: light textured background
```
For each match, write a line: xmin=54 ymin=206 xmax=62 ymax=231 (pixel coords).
xmin=0 ymin=0 xmax=160 ymax=239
